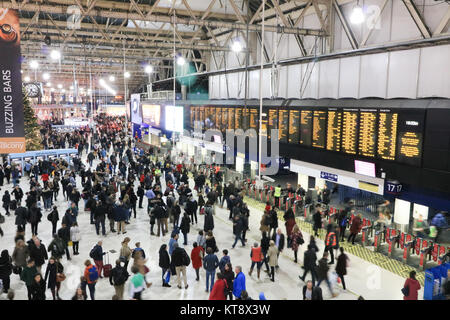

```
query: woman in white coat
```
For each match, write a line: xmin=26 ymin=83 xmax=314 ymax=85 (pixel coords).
xmin=70 ymin=222 xmax=81 ymax=255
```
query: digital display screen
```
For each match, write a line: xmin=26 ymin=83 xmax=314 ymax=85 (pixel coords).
xmin=396 ymin=110 xmax=424 ymax=166
xmin=326 ymin=109 xmax=342 ymax=152
xmin=165 ymin=105 xmax=184 ymax=133
xmin=221 ymin=108 xmax=228 ymax=131
xmin=215 ymin=108 xmax=222 ymax=131
xmin=342 ymin=110 xmax=359 ymax=155
xmin=312 ymin=110 xmax=326 ymax=148
xmin=378 ymin=110 xmax=398 ymax=161
xmin=355 ymin=160 xmax=376 ymax=177
xmin=300 ymin=110 xmax=313 ymax=146
xmin=249 ymin=108 xmax=258 ymax=131
xmin=228 ymin=108 xmax=235 ymax=130
xmin=235 ymin=108 xmax=243 ymax=130
xmin=142 ymin=104 xmax=161 ymax=127
xmin=289 ymin=110 xmax=300 ymax=144
xmin=268 ymin=109 xmax=278 ymax=139
xmin=204 ymin=107 xmax=215 ymax=129
xmin=278 ymin=109 xmax=289 ymax=143
xmin=358 ymin=110 xmax=377 ymax=157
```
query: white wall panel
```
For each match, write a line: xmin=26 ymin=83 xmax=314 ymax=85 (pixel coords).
xmin=359 ymin=52 xmax=388 ymax=97
xmin=278 ymin=66 xmax=289 ymax=98
xmin=300 ymin=62 xmax=319 ymax=99
xmin=387 ymin=49 xmax=420 ymax=98
xmin=249 ymin=70 xmax=260 ymax=99
xmin=338 ymin=56 xmax=360 ymax=98
xmin=318 ymin=59 xmax=340 ymax=98
xmin=227 ymin=73 xmax=239 ymax=98
xmin=237 ymin=72 xmax=246 ymax=99
xmin=287 ymin=64 xmax=302 ymax=98
xmin=418 ymin=45 xmax=450 ymax=98
xmin=219 ymin=74 xmax=228 ymax=99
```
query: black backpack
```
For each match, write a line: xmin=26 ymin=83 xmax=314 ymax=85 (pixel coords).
xmin=114 ymin=267 xmax=129 ymax=285
xmin=182 ymin=250 xmax=191 ymax=266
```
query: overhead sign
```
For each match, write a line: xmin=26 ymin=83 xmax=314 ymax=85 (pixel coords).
xmin=320 ymin=171 xmax=338 ymax=182
xmin=0 ymin=8 xmax=25 ymax=153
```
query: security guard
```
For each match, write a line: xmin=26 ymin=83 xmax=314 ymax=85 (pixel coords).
xmin=274 ymin=185 xmax=282 ymax=208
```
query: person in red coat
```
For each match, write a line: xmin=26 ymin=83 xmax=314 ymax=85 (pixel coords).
xmin=403 ymin=271 xmax=421 ymax=300
xmin=191 ymin=242 xmax=205 ymax=281
xmin=347 ymin=213 xmax=362 ymax=245
xmin=209 ymin=273 xmax=227 ymax=300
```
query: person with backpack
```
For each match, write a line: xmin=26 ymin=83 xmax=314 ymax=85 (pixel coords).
xmin=47 ymin=205 xmax=59 ymax=236
xmin=203 ymin=204 xmax=215 ymax=232
xmin=337 ymin=209 xmax=349 ymax=242
xmin=57 ymin=223 xmax=71 ymax=261
xmin=431 ymin=212 xmax=448 ymax=241
xmin=159 ymin=244 xmax=171 ymax=288
xmin=403 ymin=270 xmax=421 ymax=300
xmin=48 ymin=234 xmax=66 ymax=261
xmin=299 ymin=244 xmax=319 ymax=286
xmin=83 ymin=259 xmax=99 ymax=300
xmin=180 ymin=212 xmax=191 ymax=246
xmin=109 ymin=259 xmax=129 ymax=300
xmin=203 ymin=247 xmax=219 ymax=293
xmin=218 ymin=249 xmax=230 ymax=273
xmin=89 ymin=241 xmax=106 ymax=278
xmin=171 ymin=242 xmax=189 ymax=290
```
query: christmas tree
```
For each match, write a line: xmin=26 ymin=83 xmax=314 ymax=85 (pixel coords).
xmin=23 ymin=89 xmax=42 ymax=151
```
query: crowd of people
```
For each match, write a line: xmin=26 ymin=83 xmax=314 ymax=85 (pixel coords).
xmin=0 ymin=114 xmax=445 ymax=301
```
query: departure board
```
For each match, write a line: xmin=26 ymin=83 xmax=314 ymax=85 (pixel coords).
xmin=222 ymin=108 xmax=228 ymax=131
xmin=326 ymin=109 xmax=342 ymax=152
xmin=312 ymin=110 xmax=326 ymax=148
xmin=342 ymin=110 xmax=359 ymax=154
xmin=300 ymin=110 xmax=313 ymax=146
xmin=235 ymin=108 xmax=243 ymax=129
xmin=249 ymin=109 xmax=259 ymax=131
xmin=267 ymin=109 xmax=277 ymax=139
xmin=242 ymin=108 xmax=250 ymax=130
xmin=199 ymin=107 xmax=205 ymax=128
xmin=228 ymin=108 xmax=235 ymax=130
xmin=260 ymin=118 xmax=268 ymax=137
xmin=358 ymin=110 xmax=377 ymax=157
xmin=215 ymin=109 xmax=222 ymax=131
xmin=278 ymin=110 xmax=289 ymax=143
xmin=289 ymin=110 xmax=300 ymax=144
xmin=204 ymin=107 xmax=214 ymax=129
xmin=396 ymin=110 xmax=425 ymax=166
xmin=378 ymin=111 xmax=398 ymax=161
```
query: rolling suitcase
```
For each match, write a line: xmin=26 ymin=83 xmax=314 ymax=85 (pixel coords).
xmin=103 ymin=252 xmax=112 ymax=278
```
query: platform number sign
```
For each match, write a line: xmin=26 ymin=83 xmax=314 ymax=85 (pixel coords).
xmin=385 ymin=181 xmax=402 ymax=195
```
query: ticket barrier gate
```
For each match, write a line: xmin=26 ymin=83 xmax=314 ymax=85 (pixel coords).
xmin=401 ymin=234 xmax=414 ymax=264
xmin=293 ymin=195 xmax=303 ymax=216
xmin=373 ymin=226 xmax=386 ymax=253
xmin=361 ymin=226 xmax=372 ymax=247
xmin=419 ymin=240 xmax=433 ymax=271
xmin=387 ymin=229 xmax=401 ymax=258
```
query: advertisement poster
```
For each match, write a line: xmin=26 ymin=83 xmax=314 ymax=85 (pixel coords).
xmin=0 ymin=8 xmax=25 ymax=153
xmin=165 ymin=105 xmax=183 ymax=133
xmin=130 ymin=93 xmax=142 ymax=125
xmin=142 ymin=104 xmax=160 ymax=127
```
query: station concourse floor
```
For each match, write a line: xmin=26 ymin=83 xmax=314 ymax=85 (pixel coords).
xmin=0 ymin=153 xmax=422 ymax=300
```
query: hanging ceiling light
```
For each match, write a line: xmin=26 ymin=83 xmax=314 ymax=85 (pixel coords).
xmin=145 ymin=65 xmax=154 ymax=74
xmin=350 ymin=1 xmax=365 ymax=24
xmin=29 ymin=60 xmax=39 ymax=69
xmin=50 ymin=50 xmax=61 ymax=60
xmin=176 ymin=56 xmax=186 ymax=66
xmin=124 ymin=71 xmax=131 ymax=79
xmin=24 ymin=76 xmax=31 ymax=82
xmin=43 ymin=73 xmax=50 ymax=80
xmin=109 ymin=75 xmax=115 ymax=82
xmin=231 ymin=40 xmax=243 ymax=53
xmin=46 ymin=82 xmax=52 ymax=87
xmin=57 ymin=84 xmax=63 ymax=89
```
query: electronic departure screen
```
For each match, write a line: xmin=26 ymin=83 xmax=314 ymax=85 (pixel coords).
xmin=300 ymin=110 xmax=313 ymax=146
xmin=215 ymin=108 xmax=222 ymax=131
xmin=249 ymin=108 xmax=259 ymax=131
xmin=312 ymin=110 xmax=326 ymax=148
xmin=222 ymin=108 xmax=228 ymax=131
xmin=278 ymin=110 xmax=289 ymax=143
xmin=396 ymin=110 xmax=425 ymax=166
xmin=235 ymin=108 xmax=243 ymax=130
xmin=358 ymin=110 xmax=377 ymax=157
xmin=268 ymin=109 xmax=278 ymax=139
xmin=342 ymin=110 xmax=359 ymax=155
xmin=228 ymin=108 xmax=235 ymax=130
xmin=204 ymin=107 xmax=214 ymax=129
xmin=199 ymin=107 xmax=205 ymax=129
xmin=326 ymin=109 xmax=342 ymax=152
xmin=378 ymin=110 xmax=398 ymax=161
xmin=289 ymin=110 xmax=300 ymax=144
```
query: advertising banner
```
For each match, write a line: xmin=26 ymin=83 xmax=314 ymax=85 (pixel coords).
xmin=130 ymin=93 xmax=142 ymax=125
xmin=0 ymin=8 xmax=25 ymax=153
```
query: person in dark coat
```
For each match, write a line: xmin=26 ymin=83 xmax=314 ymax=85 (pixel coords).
xmin=30 ymin=273 xmax=46 ymax=300
xmin=180 ymin=212 xmax=191 ymax=245
xmin=335 ymin=247 xmax=349 ymax=290
xmin=28 ymin=203 xmax=42 ymax=236
xmin=2 ymin=190 xmax=11 ymax=216
xmin=232 ymin=214 xmax=246 ymax=249
xmin=312 ymin=205 xmax=322 ymax=237
xmin=299 ymin=244 xmax=318 ymax=286
xmin=302 ymin=280 xmax=323 ymax=300
xmin=316 ymin=252 xmax=337 ymax=297
xmin=44 ymin=257 xmax=64 ymax=300
xmin=223 ymin=262 xmax=234 ymax=300
xmin=159 ymin=244 xmax=171 ymax=287
xmin=15 ymin=205 xmax=28 ymax=231
xmin=203 ymin=205 xmax=214 ymax=232
xmin=0 ymin=250 xmax=13 ymax=293
xmin=48 ymin=206 xmax=59 ymax=235
xmin=28 ymin=237 xmax=48 ymax=274
xmin=348 ymin=213 xmax=362 ymax=245
xmin=57 ymin=224 xmax=71 ymax=260
xmin=272 ymin=228 xmax=285 ymax=268
xmin=269 ymin=207 xmax=278 ymax=238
